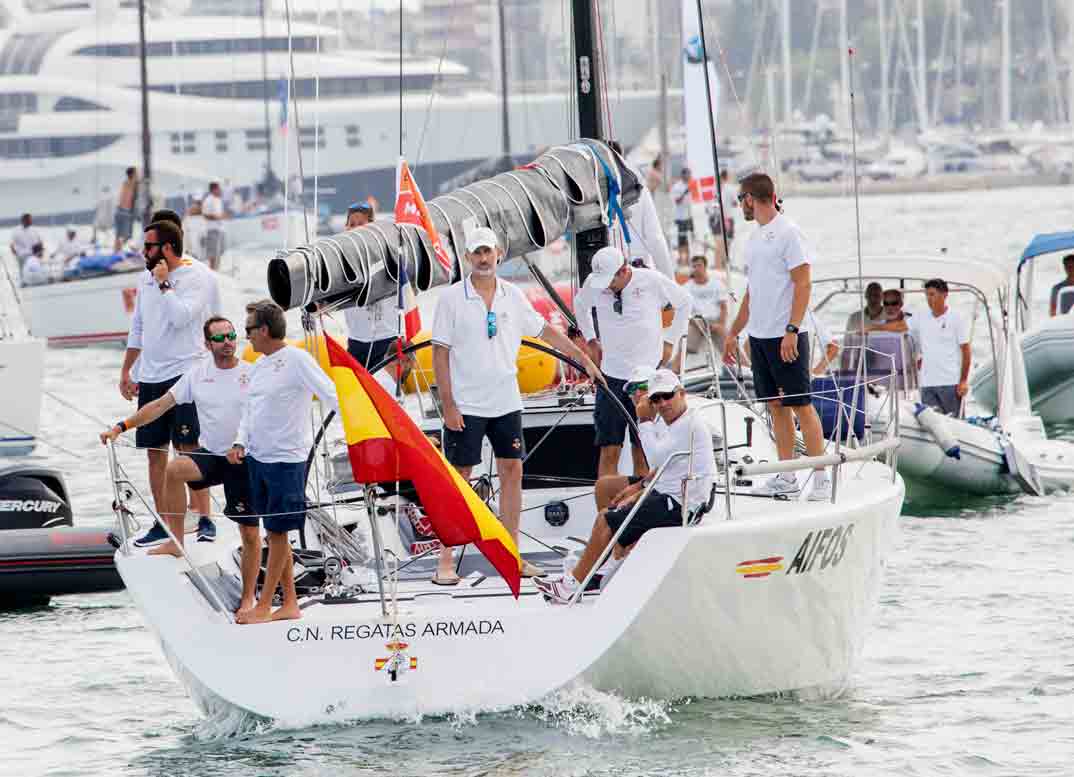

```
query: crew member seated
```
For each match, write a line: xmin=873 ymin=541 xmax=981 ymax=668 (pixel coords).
xmin=536 ymin=370 xmax=715 ymax=604
xmin=1050 ymin=254 xmax=1074 ymax=317
xmin=844 ymin=281 xmax=886 ymax=333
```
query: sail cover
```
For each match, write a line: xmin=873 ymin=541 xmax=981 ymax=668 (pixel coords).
xmin=267 ymin=140 xmax=640 ymax=312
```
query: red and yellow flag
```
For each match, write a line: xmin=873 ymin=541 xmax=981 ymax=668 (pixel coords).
xmin=323 ymin=335 xmax=522 ymax=596
xmin=395 ymin=157 xmax=452 ymax=275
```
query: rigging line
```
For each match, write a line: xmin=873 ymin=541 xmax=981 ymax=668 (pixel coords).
xmin=0 ymin=420 xmax=88 ymax=461
xmin=43 ymin=389 xmax=112 ymax=427
xmin=693 ymin=0 xmax=732 ymax=271
xmin=414 ymin=0 xmax=453 ymax=165
xmin=399 ymin=0 xmax=403 ymax=159
xmin=710 ymin=32 xmax=761 ymax=171
xmin=283 ymin=0 xmax=313 ymax=245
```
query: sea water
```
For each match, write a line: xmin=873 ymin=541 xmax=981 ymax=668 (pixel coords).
xmin=2 ymin=185 xmax=1074 ymax=776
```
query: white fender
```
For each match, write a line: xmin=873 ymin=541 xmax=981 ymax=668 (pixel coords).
xmin=913 ymin=403 xmax=961 ymax=459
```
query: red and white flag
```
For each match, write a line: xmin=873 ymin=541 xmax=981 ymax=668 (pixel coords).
xmin=394 ymin=157 xmax=452 ymax=275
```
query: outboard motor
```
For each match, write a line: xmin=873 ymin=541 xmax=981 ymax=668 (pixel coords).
xmin=0 ymin=466 xmax=72 ymax=530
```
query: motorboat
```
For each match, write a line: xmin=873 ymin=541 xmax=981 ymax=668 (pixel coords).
xmin=0 ymin=462 xmax=122 ymax=608
xmin=0 ymin=259 xmax=45 ymax=454
xmin=812 ymin=256 xmax=1074 ymax=498
xmin=972 ymin=232 xmax=1074 ymax=424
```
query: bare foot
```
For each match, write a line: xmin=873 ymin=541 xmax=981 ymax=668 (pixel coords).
xmin=148 ymin=542 xmax=183 ymax=558
xmin=270 ymin=604 xmax=301 ymax=621
xmin=234 ymin=599 xmax=255 ymax=616
xmin=236 ymin=606 xmax=273 ymax=624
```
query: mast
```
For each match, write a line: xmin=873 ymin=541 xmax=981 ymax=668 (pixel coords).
xmin=497 ymin=0 xmax=511 ymax=166
xmin=839 ymin=0 xmax=849 ymax=130
xmin=1069 ymin=0 xmax=1074 ymax=128
xmin=1000 ymin=0 xmax=1011 ymax=126
xmin=915 ymin=0 xmax=929 ymax=132
xmin=954 ymin=0 xmax=963 ymax=121
xmin=137 ymin=0 xmax=152 ymax=225
xmin=259 ymin=0 xmax=276 ymax=193
xmin=780 ymin=0 xmax=792 ymax=124
xmin=878 ymin=0 xmax=890 ymax=138
xmin=571 ymin=0 xmax=608 ymax=285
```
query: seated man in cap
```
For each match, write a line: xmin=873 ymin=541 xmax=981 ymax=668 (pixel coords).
xmin=345 ymin=200 xmax=375 ymax=230
xmin=537 ymin=370 xmax=716 ymax=603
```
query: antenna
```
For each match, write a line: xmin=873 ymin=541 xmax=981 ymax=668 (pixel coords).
xmin=848 ymin=45 xmax=866 ymax=342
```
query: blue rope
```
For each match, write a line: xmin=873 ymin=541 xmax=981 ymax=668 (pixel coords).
xmin=585 ymin=142 xmax=631 ymax=246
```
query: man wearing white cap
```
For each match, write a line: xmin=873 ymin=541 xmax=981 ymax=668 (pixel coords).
xmin=537 ymin=369 xmax=716 ymax=603
xmin=576 ymin=245 xmax=691 ymax=479
xmin=431 ymin=226 xmax=601 ymax=583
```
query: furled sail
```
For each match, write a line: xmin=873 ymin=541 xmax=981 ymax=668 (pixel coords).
xmin=267 ymin=140 xmax=640 ymax=311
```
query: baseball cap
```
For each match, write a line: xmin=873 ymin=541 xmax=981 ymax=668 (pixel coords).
xmin=586 ymin=245 xmax=626 ymax=290
xmin=648 ymin=369 xmax=681 ymax=396
xmin=624 ymin=365 xmax=654 ymax=394
xmin=466 ymin=226 xmax=499 ymax=253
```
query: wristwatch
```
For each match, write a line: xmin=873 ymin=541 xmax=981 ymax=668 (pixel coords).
xmin=158 ymin=280 xmax=173 ymax=292
xmin=785 ymin=324 xmax=800 ymax=334
xmin=115 ymin=420 xmax=128 ymax=432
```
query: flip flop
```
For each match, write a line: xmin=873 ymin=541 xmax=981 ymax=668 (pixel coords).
xmin=520 ymin=560 xmax=547 ymax=578
xmin=430 ymin=573 xmax=461 ymax=586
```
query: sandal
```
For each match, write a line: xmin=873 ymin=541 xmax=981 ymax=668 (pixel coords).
xmin=430 ymin=573 xmax=461 ymax=586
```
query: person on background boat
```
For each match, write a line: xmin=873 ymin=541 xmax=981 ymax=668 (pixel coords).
xmin=229 ymin=300 xmax=341 ymax=624
xmin=670 ymin=167 xmax=693 ymax=263
xmin=100 ymin=317 xmax=257 ymax=598
xmin=202 ymin=182 xmax=227 ymax=271
xmin=537 ymin=370 xmax=715 ymax=604
xmin=576 ymin=245 xmax=691 ymax=480
xmin=431 ymin=227 xmax=600 ymax=584
xmin=345 ymin=200 xmax=375 ymax=230
xmin=52 ymin=226 xmax=83 ymax=270
xmin=723 ymin=172 xmax=829 ymax=500
xmin=868 ymin=278 xmax=970 ymax=417
xmin=20 ymin=242 xmax=48 ymax=286
xmin=113 ymin=167 xmax=138 ymax=253
xmin=1049 ymin=254 xmax=1074 ymax=317
xmin=684 ymin=251 xmax=728 ymax=354
xmin=844 ymin=281 xmax=886 ymax=334
xmin=10 ymin=213 xmax=41 ymax=270
xmin=645 ymin=156 xmax=664 ymax=194
xmin=119 ymin=220 xmax=221 ymax=548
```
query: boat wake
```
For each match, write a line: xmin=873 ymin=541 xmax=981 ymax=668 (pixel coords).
xmin=521 ymin=683 xmax=674 ymax=739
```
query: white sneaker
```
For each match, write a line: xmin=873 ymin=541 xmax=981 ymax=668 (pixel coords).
xmin=534 ymin=574 xmax=579 ymax=604
xmin=754 ymin=473 xmax=800 ymax=497
xmin=808 ymin=476 xmax=832 ymax=502
xmin=598 ymin=556 xmax=624 ymax=589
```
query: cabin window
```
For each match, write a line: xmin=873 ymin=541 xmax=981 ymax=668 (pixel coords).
xmin=54 ymin=96 xmax=105 ymax=111
xmin=245 ymin=129 xmax=269 ymax=151
xmin=0 ymin=134 xmax=120 ymax=159
xmin=299 ymin=126 xmax=325 ymax=149
xmin=169 ymin=131 xmax=196 ymax=154
xmin=214 ymin=130 xmax=228 ymax=153
xmin=345 ymin=125 xmax=361 ymax=148
xmin=74 ymin=36 xmax=320 ymax=58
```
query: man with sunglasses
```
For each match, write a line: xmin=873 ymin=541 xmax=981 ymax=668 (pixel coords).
xmin=537 ymin=370 xmax=716 ymax=603
xmin=576 ymin=245 xmax=691 ymax=479
xmin=101 ymin=318 xmax=253 ymax=575
xmin=119 ymin=219 xmax=222 ymax=547
xmin=723 ymin=172 xmax=829 ymax=500
xmin=345 ymin=200 xmax=375 ymax=230
xmin=431 ymin=227 xmax=600 ymax=583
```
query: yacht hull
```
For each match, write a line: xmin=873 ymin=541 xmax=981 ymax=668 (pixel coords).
xmin=19 ymin=270 xmax=141 ymax=347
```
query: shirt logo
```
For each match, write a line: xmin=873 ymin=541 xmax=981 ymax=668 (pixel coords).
xmin=238 ymin=373 xmax=251 ymax=386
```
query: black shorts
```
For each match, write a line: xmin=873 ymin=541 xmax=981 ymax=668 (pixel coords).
xmin=594 ymin=375 xmax=641 ymax=448
xmin=188 ymin=448 xmax=253 ymax=523
xmin=135 ymin=375 xmax=200 ymax=449
xmin=676 ymin=219 xmax=693 ymax=247
xmin=604 ymin=490 xmax=682 ymax=549
xmin=348 ymin=337 xmax=397 ymax=370
xmin=443 ymin=411 xmax=524 ymax=468
xmin=749 ymin=334 xmax=811 ymax=406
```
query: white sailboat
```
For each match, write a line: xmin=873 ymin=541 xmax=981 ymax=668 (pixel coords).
xmin=0 ymin=259 xmax=45 ymax=455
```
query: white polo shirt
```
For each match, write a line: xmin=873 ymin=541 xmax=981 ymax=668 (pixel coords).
xmin=577 ymin=266 xmax=691 ymax=381
xmin=908 ymin=306 xmax=970 ymax=387
xmin=744 ymin=213 xmax=813 ymax=339
xmin=685 ymin=275 xmax=726 ymax=320
xmin=127 ymin=259 xmax=221 ymax=383
xmin=345 ymin=296 xmax=398 ymax=342
xmin=646 ymin=407 xmax=717 ymax=510
xmin=202 ymin=193 xmax=224 ymax=228
xmin=234 ymin=345 xmax=341 ymax=463
xmin=670 ymin=180 xmax=691 ymax=221
xmin=11 ymin=225 xmax=41 ymax=260
xmin=431 ymin=275 xmax=547 ymax=418
xmin=170 ymin=357 xmax=252 ymax=455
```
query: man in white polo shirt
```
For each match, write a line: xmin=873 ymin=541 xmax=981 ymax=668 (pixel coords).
xmin=119 ymin=219 xmax=221 ymax=547
xmin=723 ymin=172 xmax=829 ymax=500
xmin=229 ymin=299 xmax=341 ymax=624
xmin=576 ymin=245 xmax=691 ymax=479
xmin=431 ymin=226 xmax=600 ymax=584
xmin=9 ymin=213 xmax=41 ymax=270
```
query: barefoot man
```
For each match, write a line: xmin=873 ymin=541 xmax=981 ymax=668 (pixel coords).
xmin=230 ymin=300 xmax=340 ymax=624
xmin=101 ymin=316 xmax=259 ymax=607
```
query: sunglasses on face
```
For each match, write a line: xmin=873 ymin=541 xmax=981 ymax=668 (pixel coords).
xmin=883 ymin=300 xmax=902 ymax=307
xmin=143 ymin=241 xmax=163 ymax=252
xmin=613 ymin=290 xmax=623 ymax=315
xmin=736 ymin=192 xmax=751 ymax=203
xmin=650 ymin=392 xmax=675 ymax=404
xmin=625 ymin=381 xmax=648 ymax=394
xmin=208 ymin=332 xmax=237 ymax=343
xmin=486 ymin=311 xmax=497 ymax=339
xmin=348 ymin=202 xmax=372 ymax=213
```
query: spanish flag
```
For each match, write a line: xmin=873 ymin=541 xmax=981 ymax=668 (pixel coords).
xmin=323 ymin=335 xmax=522 ymax=597
xmin=395 ymin=157 xmax=453 ymax=275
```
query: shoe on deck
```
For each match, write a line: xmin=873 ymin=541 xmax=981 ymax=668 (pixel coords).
xmin=133 ymin=521 xmax=169 ymax=548
xmin=196 ymin=516 xmax=217 ymax=542
xmin=753 ymin=473 xmax=800 ymax=497
xmin=520 ymin=560 xmax=547 ymax=578
xmin=534 ymin=575 xmax=579 ymax=604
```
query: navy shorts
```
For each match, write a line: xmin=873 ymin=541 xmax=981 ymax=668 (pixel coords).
xmin=749 ymin=334 xmax=811 ymax=407
xmin=604 ymin=490 xmax=682 ymax=549
xmin=189 ymin=448 xmax=253 ymax=524
xmin=443 ymin=411 xmax=524 ymax=468
xmin=675 ymin=218 xmax=693 ymax=248
xmin=594 ymin=375 xmax=641 ymax=448
xmin=247 ymin=457 xmax=307 ymax=534
xmin=348 ymin=337 xmax=397 ymax=370
xmin=135 ymin=375 xmax=200 ymax=449
xmin=921 ymin=385 xmax=961 ymax=417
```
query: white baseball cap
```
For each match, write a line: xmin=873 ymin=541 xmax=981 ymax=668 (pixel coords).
xmin=586 ymin=245 xmax=626 ymax=289
xmin=466 ymin=226 xmax=499 ymax=253
xmin=648 ymin=369 xmax=682 ymax=396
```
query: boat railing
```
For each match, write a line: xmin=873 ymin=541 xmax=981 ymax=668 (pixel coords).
xmin=105 ymin=440 xmax=235 ymax=623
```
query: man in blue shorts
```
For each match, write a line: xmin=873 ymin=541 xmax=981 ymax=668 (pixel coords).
xmin=230 ymin=300 xmax=340 ymax=624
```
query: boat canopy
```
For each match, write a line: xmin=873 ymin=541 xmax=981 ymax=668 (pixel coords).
xmin=1018 ymin=231 xmax=1074 ymax=267
xmin=811 ymin=255 xmax=1008 ymax=301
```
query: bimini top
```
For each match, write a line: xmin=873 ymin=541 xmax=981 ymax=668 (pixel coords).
xmin=811 ymin=255 xmax=1008 ymax=301
xmin=1018 ymin=231 xmax=1074 ymax=267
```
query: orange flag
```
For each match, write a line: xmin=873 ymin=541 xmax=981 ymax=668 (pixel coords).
xmin=322 ymin=336 xmax=522 ymax=597
xmin=395 ymin=157 xmax=453 ymax=275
